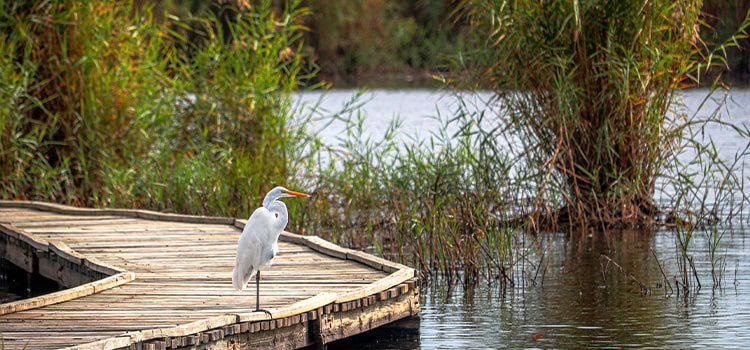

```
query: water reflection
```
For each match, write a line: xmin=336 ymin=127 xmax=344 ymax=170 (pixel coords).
xmin=337 ymin=229 xmax=749 ymax=349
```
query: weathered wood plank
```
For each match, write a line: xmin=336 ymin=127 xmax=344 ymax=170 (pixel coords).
xmin=300 ymin=236 xmax=353 ymax=260
xmin=0 ymin=272 xmax=134 ymax=316
xmin=126 ymin=315 xmax=238 ymax=343
xmin=317 ymin=288 xmax=420 ymax=344
xmin=60 ymin=336 xmax=132 ymax=350
xmin=236 ymin=292 xmax=337 ymax=322
xmin=0 ymin=201 xmax=418 ymax=350
xmin=0 ymin=200 xmax=235 ymax=225
xmin=335 ymin=268 xmax=416 ymax=303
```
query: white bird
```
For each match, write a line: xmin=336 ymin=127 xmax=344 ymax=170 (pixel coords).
xmin=232 ymin=186 xmax=310 ymax=312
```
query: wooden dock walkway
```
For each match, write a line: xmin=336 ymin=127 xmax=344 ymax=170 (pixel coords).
xmin=0 ymin=201 xmax=419 ymax=349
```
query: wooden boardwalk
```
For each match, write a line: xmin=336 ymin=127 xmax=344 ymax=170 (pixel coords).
xmin=0 ymin=201 xmax=419 ymax=350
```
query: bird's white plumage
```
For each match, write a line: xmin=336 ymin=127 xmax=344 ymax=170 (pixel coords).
xmin=232 ymin=207 xmax=279 ymax=290
xmin=232 ymin=186 xmax=303 ymax=291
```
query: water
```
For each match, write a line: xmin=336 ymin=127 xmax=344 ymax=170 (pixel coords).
xmin=2 ymin=88 xmax=748 ymax=348
xmin=295 ymin=89 xmax=495 ymax=144
xmin=328 ymin=229 xmax=750 ymax=349
xmin=295 ymin=88 xmax=750 ymax=349
xmin=295 ymin=88 xmax=750 ymax=149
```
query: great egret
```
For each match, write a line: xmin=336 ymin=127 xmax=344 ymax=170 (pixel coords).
xmin=232 ymin=186 xmax=310 ymax=312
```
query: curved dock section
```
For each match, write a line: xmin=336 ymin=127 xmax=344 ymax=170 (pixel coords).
xmin=0 ymin=201 xmax=419 ymax=349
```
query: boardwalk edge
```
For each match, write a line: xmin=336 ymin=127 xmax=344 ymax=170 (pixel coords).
xmin=0 ymin=272 xmax=135 ymax=316
xmin=0 ymin=200 xmax=420 ymax=349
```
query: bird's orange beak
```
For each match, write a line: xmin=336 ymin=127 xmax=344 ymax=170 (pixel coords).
xmin=282 ymin=189 xmax=311 ymax=198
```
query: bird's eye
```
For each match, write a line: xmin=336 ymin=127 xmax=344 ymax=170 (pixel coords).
xmin=274 ymin=213 xmax=279 ymax=218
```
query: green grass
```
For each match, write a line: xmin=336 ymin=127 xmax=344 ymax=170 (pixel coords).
xmin=0 ymin=0 xmax=316 ymax=218
xmin=290 ymin=95 xmax=531 ymax=284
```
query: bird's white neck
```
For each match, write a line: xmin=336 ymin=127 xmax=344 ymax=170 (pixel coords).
xmin=264 ymin=200 xmax=289 ymax=236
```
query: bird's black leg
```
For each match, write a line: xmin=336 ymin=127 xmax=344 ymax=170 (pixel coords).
xmin=255 ymin=271 xmax=272 ymax=317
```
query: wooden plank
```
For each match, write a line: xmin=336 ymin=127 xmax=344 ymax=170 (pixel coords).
xmin=0 ymin=200 xmax=234 ymax=225
xmin=136 ymin=210 xmax=234 ymax=225
xmin=60 ymin=336 xmax=132 ymax=350
xmin=126 ymin=314 xmax=237 ymax=343
xmin=232 ymin=320 xmax=312 ymax=350
xmin=300 ymin=236 xmax=353 ymax=260
xmin=1 ymin=223 xmax=49 ymax=252
xmin=0 ymin=223 xmax=20 ymax=239
xmin=0 ymin=272 xmax=135 ymax=316
xmin=316 ymin=289 xmax=419 ymax=344
xmin=234 ymin=218 xmax=248 ymax=230
xmin=0 ymin=202 xmax=419 ymax=350
xmin=3 ymin=239 xmax=33 ymax=272
xmin=48 ymin=240 xmax=86 ymax=264
xmin=346 ymin=251 xmax=409 ymax=273
xmin=83 ymin=256 xmax=126 ymax=275
xmin=279 ymin=231 xmax=306 ymax=245
xmin=335 ymin=268 xmax=415 ymax=303
xmin=24 ymin=226 xmax=237 ymax=234
xmin=236 ymin=292 xmax=336 ymax=322
xmin=12 ymin=218 xmax=137 ymax=227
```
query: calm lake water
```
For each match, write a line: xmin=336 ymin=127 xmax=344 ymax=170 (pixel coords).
xmin=329 ymin=229 xmax=750 ymax=349
xmin=295 ymin=88 xmax=750 ymax=149
xmin=295 ymin=88 xmax=750 ymax=349
xmin=2 ymin=89 xmax=749 ymax=348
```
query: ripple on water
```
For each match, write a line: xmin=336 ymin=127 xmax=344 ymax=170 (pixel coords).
xmin=332 ymin=228 xmax=750 ymax=349
xmin=303 ymin=89 xmax=750 ymax=349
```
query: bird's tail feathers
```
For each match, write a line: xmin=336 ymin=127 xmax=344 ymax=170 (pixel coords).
xmin=232 ymin=265 xmax=256 ymax=291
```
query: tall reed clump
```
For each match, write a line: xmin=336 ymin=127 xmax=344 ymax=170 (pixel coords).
xmin=0 ymin=0 xmax=314 ymax=217
xmin=458 ymin=0 xmax=749 ymax=229
xmin=0 ymin=0 xmax=169 ymax=204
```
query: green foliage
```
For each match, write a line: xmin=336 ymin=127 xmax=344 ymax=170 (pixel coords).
xmin=0 ymin=0 xmax=167 ymax=204
xmin=294 ymin=97 xmax=526 ymax=284
xmin=458 ymin=0 xmax=750 ymax=228
xmin=304 ymin=0 xmax=466 ymax=84
xmin=703 ymin=0 xmax=750 ymax=82
xmin=0 ymin=0 xmax=313 ymax=218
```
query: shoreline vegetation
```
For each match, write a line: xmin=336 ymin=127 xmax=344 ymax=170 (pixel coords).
xmin=304 ymin=0 xmax=750 ymax=88
xmin=1 ymin=0 xmax=749 ymax=293
xmin=312 ymin=0 xmax=750 ymax=87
